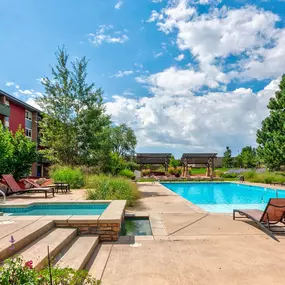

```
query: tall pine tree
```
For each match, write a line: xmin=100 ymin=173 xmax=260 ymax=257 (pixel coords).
xmin=257 ymin=74 xmax=285 ymax=170
xmin=38 ymin=47 xmax=111 ymax=166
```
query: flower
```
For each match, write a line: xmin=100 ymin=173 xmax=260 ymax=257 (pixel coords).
xmin=24 ymin=260 xmax=33 ymax=269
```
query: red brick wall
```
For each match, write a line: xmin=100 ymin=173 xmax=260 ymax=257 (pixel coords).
xmin=9 ymin=102 xmax=25 ymax=133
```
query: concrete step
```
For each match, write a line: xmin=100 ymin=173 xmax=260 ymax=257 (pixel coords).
xmin=56 ymin=235 xmax=99 ymax=271
xmin=19 ymin=228 xmax=77 ymax=269
xmin=0 ymin=220 xmax=54 ymax=261
xmin=87 ymin=243 xmax=113 ymax=280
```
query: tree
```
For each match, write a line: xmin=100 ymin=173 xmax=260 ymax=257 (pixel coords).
xmin=257 ymin=74 xmax=285 ymax=170
xmin=38 ymin=46 xmax=111 ymax=166
xmin=222 ymin=146 xmax=233 ymax=168
xmin=110 ymin=124 xmax=137 ymax=157
xmin=240 ymin=146 xmax=257 ymax=168
xmin=0 ymin=122 xmax=37 ymax=180
xmin=169 ymin=155 xmax=180 ymax=169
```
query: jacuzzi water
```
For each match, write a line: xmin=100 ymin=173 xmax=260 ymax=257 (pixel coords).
xmin=0 ymin=203 xmax=109 ymax=216
xmin=162 ymin=182 xmax=285 ymax=213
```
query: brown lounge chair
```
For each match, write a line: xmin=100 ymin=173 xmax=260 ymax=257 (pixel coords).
xmin=2 ymin=174 xmax=54 ymax=199
xmin=233 ymin=198 xmax=285 ymax=242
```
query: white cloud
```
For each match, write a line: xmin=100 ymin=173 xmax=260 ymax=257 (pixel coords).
xmin=26 ymin=98 xmax=42 ymax=111
xmin=88 ymin=25 xmax=129 ymax=46
xmin=175 ymin=54 xmax=184 ymax=61
xmin=115 ymin=1 xmax=123 ymax=9
xmin=19 ymin=89 xmax=33 ymax=95
xmin=152 ymin=0 xmax=163 ymax=2
xmin=150 ymin=2 xmax=284 ymax=82
xmin=148 ymin=10 xmax=163 ymax=22
xmin=113 ymin=70 xmax=133 ymax=78
xmin=5 ymin=81 xmax=14 ymax=87
xmin=106 ymin=77 xmax=281 ymax=154
xmin=154 ymin=51 xmax=164 ymax=58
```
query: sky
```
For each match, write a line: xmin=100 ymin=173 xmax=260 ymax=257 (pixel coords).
xmin=1 ymin=0 xmax=285 ymax=157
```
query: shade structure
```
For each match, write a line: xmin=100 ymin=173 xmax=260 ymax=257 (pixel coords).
xmin=181 ymin=153 xmax=218 ymax=178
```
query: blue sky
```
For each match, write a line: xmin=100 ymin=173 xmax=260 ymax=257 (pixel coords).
xmin=1 ymin=0 xmax=285 ymax=157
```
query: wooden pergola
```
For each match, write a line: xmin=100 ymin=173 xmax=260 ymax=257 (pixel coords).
xmin=136 ymin=153 xmax=172 ymax=173
xmin=181 ymin=153 xmax=217 ymax=178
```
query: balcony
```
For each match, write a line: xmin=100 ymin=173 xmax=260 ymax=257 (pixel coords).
xmin=0 ymin=102 xmax=10 ymax=117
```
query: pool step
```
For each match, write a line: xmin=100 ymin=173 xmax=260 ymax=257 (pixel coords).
xmin=56 ymin=235 xmax=99 ymax=270
xmin=0 ymin=220 xmax=54 ymax=261
xmin=19 ymin=228 xmax=77 ymax=269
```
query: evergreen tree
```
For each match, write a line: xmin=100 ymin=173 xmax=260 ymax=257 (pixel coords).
xmin=38 ymin=47 xmax=111 ymax=166
xmin=257 ymin=74 xmax=285 ymax=170
xmin=240 ymin=146 xmax=257 ymax=168
xmin=222 ymin=146 xmax=233 ymax=168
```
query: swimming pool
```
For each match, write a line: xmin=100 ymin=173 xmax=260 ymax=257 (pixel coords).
xmin=0 ymin=203 xmax=109 ymax=216
xmin=162 ymin=182 xmax=285 ymax=213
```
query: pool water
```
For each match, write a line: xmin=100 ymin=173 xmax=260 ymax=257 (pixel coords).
xmin=0 ymin=203 xmax=109 ymax=216
xmin=120 ymin=217 xmax=152 ymax=236
xmin=162 ymin=183 xmax=285 ymax=213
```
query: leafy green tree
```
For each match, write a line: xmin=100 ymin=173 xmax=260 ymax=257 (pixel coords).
xmin=222 ymin=146 xmax=233 ymax=168
xmin=240 ymin=146 xmax=257 ymax=168
xmin=169 ymin=155 xmax=180 ymax=169
xmin=0 ymin=122 xmax=14 ymax=174
xmin=257 ymin=74 xmax=285 ymax=170
xmin=110 ymin=124 xmax=137 ymax=157
xmin=0 ymin=122 xmax=37 ymax=180
xmin=38 ymin=46 xmax=111 ymax=167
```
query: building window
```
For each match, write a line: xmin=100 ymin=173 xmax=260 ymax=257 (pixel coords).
xmin=25 ymin=128 xmax=32 ymax=138
xmin=25 ymin=110 xmax=32 ymax=120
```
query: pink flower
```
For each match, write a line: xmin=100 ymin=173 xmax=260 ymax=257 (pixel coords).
xmin=24 ymin=260 xmax=33 ymax=269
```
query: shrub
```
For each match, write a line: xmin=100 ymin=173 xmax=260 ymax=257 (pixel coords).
xmin=142 ymin=169 xmax=150 ymax=176
xmin=168 ymin=167 xmax=175 ymax=175
xmin=118 ymin=169 xmax=135 ymax=179
xmin=50 ymin=166 xmax=84 ymax=188
xmin=124 ymin=161 xmax=140 ymax=171
xmin=85 ymin=175 xmax=139 ymax=207
xmin=0 ymin=255 xmax=101 ymax=284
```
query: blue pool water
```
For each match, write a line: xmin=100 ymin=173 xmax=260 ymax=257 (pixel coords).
xmin=162 ymin=183 xmax=285 ymax=213
xmin=0 ymin=203 xmax=109 ymax=216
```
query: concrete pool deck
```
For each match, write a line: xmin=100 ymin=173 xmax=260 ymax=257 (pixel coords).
xmin=1 ymin=182 xmax=285 ymax=284
xmin=102 ymin=182 xmax=285 ymax=285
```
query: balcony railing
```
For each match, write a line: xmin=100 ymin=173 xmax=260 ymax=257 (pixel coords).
xmin=0 ymin=102 xmax=10 ymax=117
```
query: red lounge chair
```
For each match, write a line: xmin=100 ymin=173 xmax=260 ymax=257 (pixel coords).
xmin=2 ymin=174 xmax=54 ymax=199
xmin=233 ymin=198 xmax=285 ymax=242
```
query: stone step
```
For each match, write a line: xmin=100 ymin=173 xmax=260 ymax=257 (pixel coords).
xmin=56 ymin=235 xmax=99 ymax=271
xmin=0 ymin=220 xmax=54 ymax=261
xmin=19 ymin=228 xmax=77 ymax=269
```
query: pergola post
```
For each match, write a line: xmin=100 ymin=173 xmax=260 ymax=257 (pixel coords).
xmin=186 ymin=158 xmax=189 ymax=178
xmin=211 ymin=157 xmax=215 ymax=177
xmin=206 ymin=162 xmax=210 ymax=177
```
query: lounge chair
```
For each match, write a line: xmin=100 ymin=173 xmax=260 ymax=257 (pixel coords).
xmin=233 ymin=198 xmax=285 ymax=241
xmin=2 ymin=174 xmax=54 ymax=198
xmin=24 ymin=179 xmax=70 ymax=193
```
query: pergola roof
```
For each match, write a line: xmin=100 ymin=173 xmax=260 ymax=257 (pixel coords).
xmin=136 ymin=153 xmax=172 ymax=165
xmin=181 ymin=153 xmax=217 ymax=164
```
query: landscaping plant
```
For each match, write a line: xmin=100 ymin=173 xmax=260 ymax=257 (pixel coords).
xmin=85 ymin=175 xmax=139 ymax=207
xmin=50 ymin=166 xmax=84 ymax=188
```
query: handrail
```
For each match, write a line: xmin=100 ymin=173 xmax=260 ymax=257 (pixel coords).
xmin=0 ymin=189 xmax=6 ymax=204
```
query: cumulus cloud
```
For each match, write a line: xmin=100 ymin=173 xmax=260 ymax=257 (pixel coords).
xmin=106 ymin=77 xmax=281 ymax=154
xmin=150 ymin=1 xmax=284 ymax=82
xmin=88 ymin=25 xmax=129 ymax=46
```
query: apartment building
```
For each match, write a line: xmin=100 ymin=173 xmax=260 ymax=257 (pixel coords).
xmin=0 ymin=89 xmax=48 ymax=177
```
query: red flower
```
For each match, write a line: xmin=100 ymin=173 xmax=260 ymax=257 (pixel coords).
xmin=24 ymin=260 xmax=33 ymax=269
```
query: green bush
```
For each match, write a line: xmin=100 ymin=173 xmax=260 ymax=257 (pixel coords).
xmin=50 ymin=166 xmax=84 ymax=188
xmin=118 ymin=169 xmax=135 ymax=179
xmin=242 ymin=171 xmax=285 ymax=184
xmin=0 ymin=255 xmax=101 ymax=284
xmin=85 ymin=175 xmax=139 ymax=207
